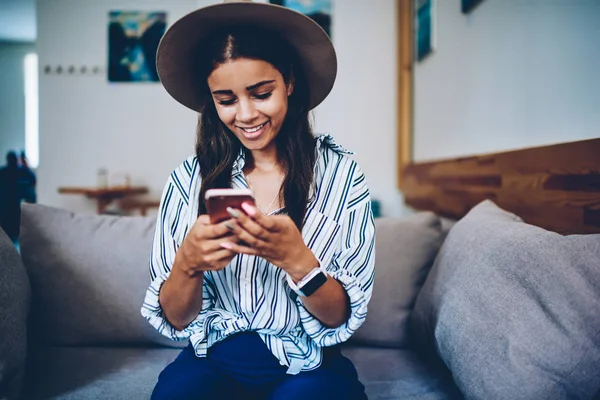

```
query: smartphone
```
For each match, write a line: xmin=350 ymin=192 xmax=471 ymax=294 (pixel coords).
xmin=205 ymin=188 xmax=256 ymax=224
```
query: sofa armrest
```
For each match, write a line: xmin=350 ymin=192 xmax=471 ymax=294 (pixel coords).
xmin=0 ymin=227 xmax=31 ymax=400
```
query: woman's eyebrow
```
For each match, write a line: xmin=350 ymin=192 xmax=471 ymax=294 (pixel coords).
xmin=212 ymin=89 xmax=234 ymax=95
xmin=212 ymin=80 xmax=276 ymax=95
xmin=246 ymin=80 xmax=275 ymax=91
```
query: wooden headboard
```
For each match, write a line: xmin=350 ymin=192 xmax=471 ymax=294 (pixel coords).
xmin=401 ymin=139 xmax=600 ymax=234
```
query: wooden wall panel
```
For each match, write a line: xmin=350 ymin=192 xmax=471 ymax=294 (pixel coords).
xmin=401 ymin=139 xmax=600 ymax=234
xmin=397 ymin=0 xmax=413 ymax=186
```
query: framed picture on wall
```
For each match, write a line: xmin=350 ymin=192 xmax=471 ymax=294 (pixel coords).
xmin=415 ymin=0 xmax=436 ymax=62
xmin=462 ymin=0 xmax=484 ymax=14
xmin=269 ymin=0 xmax=332 ymax=38
xmin=108 ymin=11 xmax=167 ymax=82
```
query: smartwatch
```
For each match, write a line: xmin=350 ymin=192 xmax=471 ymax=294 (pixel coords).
xmin=287 ymin=267 xmax=328 ymax=297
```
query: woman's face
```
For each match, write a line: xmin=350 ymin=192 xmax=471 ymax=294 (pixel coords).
xmin=207 ymin=58 xmax=293 ymax=152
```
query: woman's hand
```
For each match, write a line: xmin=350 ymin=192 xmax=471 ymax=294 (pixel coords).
xmin=223 ymin=202 xmax=350 ymax=328
xmin=221 ymin=203 xmax=318 ymax=281
xmin=175 ymin=215 xmax=240 ymax=277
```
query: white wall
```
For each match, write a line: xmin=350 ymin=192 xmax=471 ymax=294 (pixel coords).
xmin=0 ymin=42 xmax=35 ymax=160
xmin=38 ymin=0 xmax=202 ymax=214
xmin=36 ymin=0 xmax=405 ymax=216
xmin=316 ymin=0 xmax=405 ymax=216
xmin=414 ymin=0 xmax=600 ymax=162
xmin=0 ymin=0 xmax=36 ymax=42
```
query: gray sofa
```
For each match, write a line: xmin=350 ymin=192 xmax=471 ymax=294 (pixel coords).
xmin=1 ymin=200 xmax=599 ymax=400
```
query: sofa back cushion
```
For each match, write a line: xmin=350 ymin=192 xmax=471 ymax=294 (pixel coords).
xmin=0 ymin=227 xmax=30 ymax=400
xmin=349 ymin=212 xmax=446 ymax=348
xmin=19 ymin=203 xmax=184 ymax=348
xmin=411 ymin=200 xmax=600 ymax=399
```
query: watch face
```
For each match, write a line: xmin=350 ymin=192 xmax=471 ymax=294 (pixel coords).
xmin=299 ymin=270 xmax=328 ymax=297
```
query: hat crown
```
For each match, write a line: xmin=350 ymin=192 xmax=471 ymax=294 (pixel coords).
xmin=157 ymin=0 xmax=337 ymax=111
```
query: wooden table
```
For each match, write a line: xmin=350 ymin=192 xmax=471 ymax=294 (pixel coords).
xmin=58 ymin=186 xmax=149 ymax=214
xmin=119 ymin=198 xmax=161 ymax=216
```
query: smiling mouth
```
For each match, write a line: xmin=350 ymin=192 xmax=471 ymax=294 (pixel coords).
xmin=237 ymin=121 xmax=269 ymax=133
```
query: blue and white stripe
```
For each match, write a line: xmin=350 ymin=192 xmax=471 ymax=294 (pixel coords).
xmin=141 ymin=134 xmax=376 ymax=372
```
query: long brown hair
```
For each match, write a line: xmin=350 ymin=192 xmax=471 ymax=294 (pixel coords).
xmin=193 ymin=26 xmax=316 ymax=229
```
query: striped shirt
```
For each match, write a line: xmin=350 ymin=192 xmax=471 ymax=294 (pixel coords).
xmin=141 ymin=134 xmax=376 ymax=373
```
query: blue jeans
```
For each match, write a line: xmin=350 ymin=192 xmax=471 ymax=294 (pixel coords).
xmin=151 ymin=331 xmax=367 ymax=400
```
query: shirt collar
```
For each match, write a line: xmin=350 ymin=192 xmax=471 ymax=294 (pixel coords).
xmin=231 ymin=148 xmax=247 ymax=177
xmin=315 ymin=134 xmax=354 ymax=155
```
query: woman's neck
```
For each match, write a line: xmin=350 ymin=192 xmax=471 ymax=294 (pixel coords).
xmin=248 ymin=146 xmax=281 ymax=173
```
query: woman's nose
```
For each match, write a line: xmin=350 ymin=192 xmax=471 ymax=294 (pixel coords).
xmin=237 ymin=98 xmax=259 ymax=123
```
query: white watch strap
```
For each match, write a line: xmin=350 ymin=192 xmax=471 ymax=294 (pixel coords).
xmin=286 ymin=273 xmax=302 ymax=293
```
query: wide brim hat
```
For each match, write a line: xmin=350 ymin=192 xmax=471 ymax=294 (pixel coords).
xmin=156 ymin=0 xmax=337 ymax=112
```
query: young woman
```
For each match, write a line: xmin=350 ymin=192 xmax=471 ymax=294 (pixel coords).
xmin=141 ymin=1 xmax=375 ymax=399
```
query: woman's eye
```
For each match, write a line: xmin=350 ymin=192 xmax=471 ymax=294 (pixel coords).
xmin=254 ymin=92 xmax=273 ymax=100
xmin=218 ymin=98 xmax=236 ymax=106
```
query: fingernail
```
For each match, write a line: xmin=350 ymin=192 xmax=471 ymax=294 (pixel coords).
xmin=220 ymin=242 xmax=233 ymax=250
xmin=241 ymin=202 xmax=256 ymax=216
xmin=226 ymin=207 xmax=240 ymax=218
xmin=224 ymin=221 xmax=235 ymax=230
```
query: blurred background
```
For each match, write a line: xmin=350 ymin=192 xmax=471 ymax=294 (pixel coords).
xmin=0 ymin=0 xmax=598 ymax=219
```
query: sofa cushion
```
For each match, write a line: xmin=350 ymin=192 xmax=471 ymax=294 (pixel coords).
xmin=0 ymin=228 xmax=30 ymax=400
xmin=342 ymin=346 xmax=461 ymax=400
xmin=350 ymin=212 xmax=445 ymax=348
xmin=21 ymin=346 xmax=180 ymax=400
xmin=411 ymin=200 xmax=600 ymax=399
xmin=19 ymin=203 xmax=184 ymax=348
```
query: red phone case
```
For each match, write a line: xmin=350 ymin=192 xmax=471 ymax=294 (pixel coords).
xmin=206 ymin=193 xmax=256 ymax=224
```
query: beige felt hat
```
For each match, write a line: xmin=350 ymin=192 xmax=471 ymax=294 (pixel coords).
xmin=156 ymin=0 xmax=337 ymax=112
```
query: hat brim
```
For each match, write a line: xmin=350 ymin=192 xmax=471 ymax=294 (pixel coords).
xmin=156 ymin=2 xmax=337 ymax=112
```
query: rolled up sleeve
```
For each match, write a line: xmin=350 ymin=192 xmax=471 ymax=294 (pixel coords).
xmin=298 ymin=169 xmax=376 ymax=347
xmin=142 ymin=271 xmax=214 ymax=341
xmin=140 ymin=169 xmax=214 ymax=341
